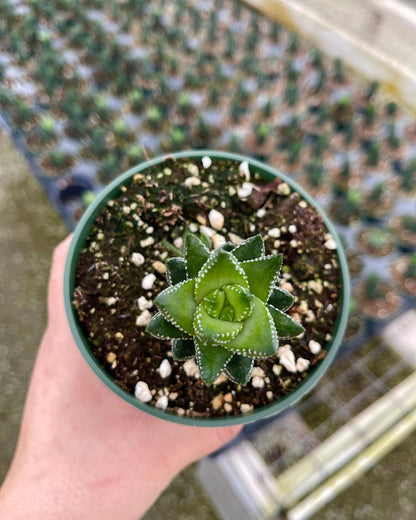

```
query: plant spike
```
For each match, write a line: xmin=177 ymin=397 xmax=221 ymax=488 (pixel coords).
xmin=147 ymin=234 xmax=304 ymax=386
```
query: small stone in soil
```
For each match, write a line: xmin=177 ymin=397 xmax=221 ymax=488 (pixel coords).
xmin=159 ymin=359 xmax=172 ymax=379
xmin=136 ymin=310 xmax=152 ymax=327
xmin=252 ymin=376 xmax=265 ymax=389
xmin=155 ymin=395 xmax=168 ymax=410
xmin=138 ymin=296 xmax=152 ymax=311
xmin=278 ymin=345 xmax=297 ymax=373
xmin=296 ymin=358 xmax=311 ymax=372
xmin=141 ymin=273 xmax=156 ymax=290
xmin=131 ymin=252 xmax=145 ymax=266
xmin=309 ymin=339 xmax=322 ymax=354
xmin=135 ymin=381 xmax=152 ymax=402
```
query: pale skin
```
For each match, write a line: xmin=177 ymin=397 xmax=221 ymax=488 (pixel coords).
xmin=0 ymin=235 xmax=242 ymax=520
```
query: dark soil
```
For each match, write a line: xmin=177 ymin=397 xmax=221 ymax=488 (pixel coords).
xmin=73 ymin=156 xmax=342 ymax=418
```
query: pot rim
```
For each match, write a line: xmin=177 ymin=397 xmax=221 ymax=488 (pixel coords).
xmin=64 ymin=150 xmax=350 ymax=427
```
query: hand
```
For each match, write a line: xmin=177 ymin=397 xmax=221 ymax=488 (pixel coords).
xmin=0 ymin=235 xmax=242 ymax=520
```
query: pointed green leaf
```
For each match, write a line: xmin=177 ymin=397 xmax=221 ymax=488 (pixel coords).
xmin=172 ymin=338 xmax=196 ymax=360
xmin=194 ymin=303 xmax=243 ymax=344
xmin=203 ymin=289 xmax=225 ymax=318
xmin=224 ymin=297 xmax=278 ymax=357
xmin=222 ymin=284 xmax=254 ymax=322
xmin=267 ymin=304 xmax=305 ymax=338
xmin=220 ymin=305 xmax=234 ymax=321
xmin=146 ymin=312 xmax=190 ymax=339
xmin=195 ymin=339 xmax=234 ymax=385
xmin=155 ymin=279 xmax=196 ymax=335
xmin=184 ymin=234 xmax=210 ymax=278
xmin=199 ymin=232 xmax=211 ymax=249
xmin=225 ymin=355 xmax=254 ymax=385
xmin=194 ymin=250 xmax=249 ymax=303
xmin=166 ymin=257 xmax=187 ymax=285
xmin=268 ymin=286 xmax=295 ymax=311
xmin=241 ymin=254 xmax=283 ymax=301
xmin=232 ymin=235 xmax=265 ymax=261
xmin=217 ymin=241 xmax=235 ymax=253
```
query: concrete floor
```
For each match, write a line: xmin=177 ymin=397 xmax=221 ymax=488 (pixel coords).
xmin=0 ymin=129 xmax=67 ymax=479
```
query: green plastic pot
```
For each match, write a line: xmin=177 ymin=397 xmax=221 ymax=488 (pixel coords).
xmin=64 ymin=150 xmax=350 ymax=427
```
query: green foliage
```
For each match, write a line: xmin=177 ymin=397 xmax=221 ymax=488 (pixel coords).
xmin=402 ymin=215 xmax=416 ymax=233
xmin=364 ymin=273 xmax=384 ymax=300
xmin=363 ymin=104 xmax=376 ymax=126
xmin=366 ymin=229 xmax=391 ymax=248
xmin=333 ymin=58 xmax=345 ymax=83
xmin=146 ymin=106 xmax=162 ymax=129
xmin=406 ymin=253 xmax=416 ymax=279
xmin=387 ymin=123 xmax=400 ymax=149
xmin=306 ymin=158 xmax=323 ymax=187
xmin=285 ymin=82 xmax=298 ymax=106
xmin=366 ymin=80 xmax=379 ymax=100
xmin=147 ymin=234 xmax=304 ymax=386
xmin=366 ymin=141 xmax=380 ymax=166
xmin=255 ymin=122 xmax=271 ymax=145
xmin=385 ymin=101 xmax=398 ymax=117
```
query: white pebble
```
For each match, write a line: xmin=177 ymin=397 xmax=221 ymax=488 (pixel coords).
xmin=256 ymin=208 xmax=266 ymax=218
xmin=288 ymin=224 xmax=297 ymax=233
xmin=187 ymin=163 xmax=199 ymax=176
xmin=240 ymin=403 xmax=253 ymax=413
xmin=239 ymin=160 xmax=250 ymax=181
xmin=131 ymin=252 xmax=145 ymax=266
xmin=135 ymin=310 xmax=152 ymax=327
xmin=159 ymin=359 xmax=172 ymax=379
xmin=266 ymin=391 xmax=274 ymax=400
xmin=138 ymin=296 xmax=152 ymax=311
xmin=184 ymin=176 xmax=201 ymax=187
xmin=237 ymin=182 xmax=253 ymax=199
xmin=307 ymin=280 xmax=323 ymax=294
xmin=152 ymin=260 xmax=166 ymax=274
xmin=309 ymin=339 xmax=322 ymax=354
xmin=296 ymin=358 xmax=311 ymax=372
xmin=140 ymin=237 xmax=154 ymax=248
xmin=272 ymin=364 xmax=282 ymax=376
xmin=212 ymin=233 xmax=226 ymax=249
xmin=202 ymin=156 xmax=212 ymax=169
xmin=268 ymin=228 xmax=281 ymax=238
xmin=208 ymin=209 xmax=225 ymax=230
xmin=200 ymin=225 xmax=216 ymax=238
xmin=228 ymin=232 xmax=243 ymax=245
xmin=155 ymin=395 xmax=168 ymax=410
xmin=252 ymin=367 xmax=265 ymax=378
xmin=142 ymin=273 xmax=156 ymax=290
xmin=135 ymin=381 xmax=152 ymax=402
xmin=324 ymin=237 xmax=337 ymax=250
xmin=183 ymin=359 xmax=200 ymax=378
xmin=189 ymin=223 xmax=198 ymax=233
xmin=252 ymin=376 xmax=265 ymax=389
xmin=106 ymin=297 xmax=117 ymax=306
xmin=173 ymin=237 xmax=184 ymax=249
xmin=277 ymin=183 xmax=290 ymax=195
xmin=211 ymin=394 xmax=224 ymax=410
xmin=278 ymin=345 xmax=297 ymax=373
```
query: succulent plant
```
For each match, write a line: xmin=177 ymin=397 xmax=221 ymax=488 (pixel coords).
xmin=147 ymin=234 xmax=304 ymax=386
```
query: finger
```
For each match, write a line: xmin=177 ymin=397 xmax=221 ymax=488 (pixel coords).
xmin=47 ymin=234 xmax=73 ymax=321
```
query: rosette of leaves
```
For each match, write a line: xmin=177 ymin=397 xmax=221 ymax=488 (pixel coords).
xmin=147 ymin=234 xmax=304 ymax=385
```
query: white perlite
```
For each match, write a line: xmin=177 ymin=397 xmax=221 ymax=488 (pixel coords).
xmin=173 ymin=237 xmax=183 ymax=249
xmin=183 ymin=359 xmax=200 ymax=378
xmin=200 ymin=225 xmax=216 ymax=238
xmin=155 ymin=395 xmax=168 ymax=410
xmin=159 ymin=359 xmax=172 ymax=379
xmin=135 ymin=381 xmax=152 ymax=402
xmin=252 ymin=376 xmax=265 ymax=389
xmin=278 ymin=345 xmax=297 ymax=373
xmin=135 ymin=310 xmax=152 ymax=327
xmin=297 ymin=358 xmax=311 ymax=372
xmin=105 ymin=297 xmax=117 ymax=306
xmin=212 ymin=233 xmax=226 ymax=249
xmin=131 ymin=252 xmax=145 ymax=266
xmin=288 ymin=224 xmax=297 ymax=233
xmin=308 ymin=339 xmax=322 ymax=354
xmin=239 ymin=160 xmax=250 ymax=181
xmin=202 ymin=156 xmax=212 ymax=169
xmin=237 ymin=182 xmax=253 ymax=199
xmin=228 ymin=232 xmax=243 ymax=245
xmin=208 ymin=209 xmax=225 ymax=230
xmin=268 ymin=227 xmax=281 ymax=238
xmin=324 ymin=237 xmax=337 ymax=250
xmin=138 ymin=296 xmax=152 ymax=311
xmin=240 ymin=403 xmax=253 ymax=413
xmin=141 ymin=273 xmax=156 ymax=290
